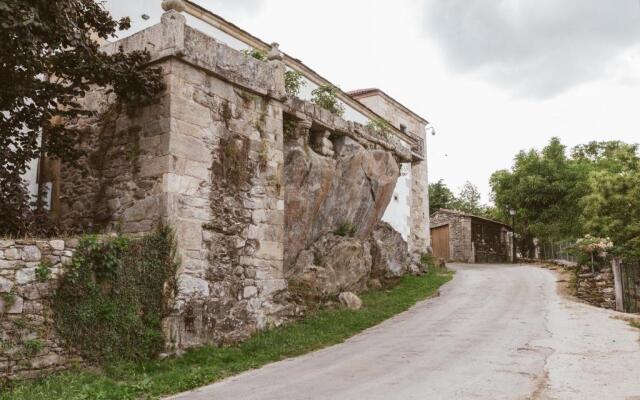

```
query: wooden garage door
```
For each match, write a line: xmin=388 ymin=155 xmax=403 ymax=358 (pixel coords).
xmin=431 ymin=225 xmax=450 ymax=260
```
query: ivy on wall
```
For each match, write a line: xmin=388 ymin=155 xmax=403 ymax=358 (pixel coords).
xmin=52 ymin=226 xmax=178 ymax=363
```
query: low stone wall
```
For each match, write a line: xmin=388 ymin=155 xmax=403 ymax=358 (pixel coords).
xmin=575 ymin=265 xmax=616 ymax=310
xmin=0 ymin=239 xmax=81 ymax=380
xmin=534 ymin=259 xmax=616 ymax=310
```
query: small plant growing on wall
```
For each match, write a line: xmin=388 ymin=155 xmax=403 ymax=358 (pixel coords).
xmin=218 ymin=135 xmax=250 ymax=188
xmin=242 ymin=48 xmax=267 ymax=61
xmin=22 ymin=339 xmax=44 ymax=357
xmin=335 ymin=221 xmax=356 ymax=237
xmin=36 ymin=259 xmax=52 ymax=282
xmin=285 ymin=70 xmax=306 ymax=96
xmin=365 ymin=118 xmax=392 ymax=138
xmin=283 ymin=120 xmax=296 ymax=142
xmin=311 ymin=85 xmax=345 ymax=117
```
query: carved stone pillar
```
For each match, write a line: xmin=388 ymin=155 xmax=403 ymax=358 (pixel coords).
xmin=409 ymin=136 xmax=430 ymax=257
xmin=292 ymin=119 xmax=312 ymax=147
xmin=311 ymin=129 xmax=335 ymax=157
xmin=267 ymin=42 xmax=286 ymax=99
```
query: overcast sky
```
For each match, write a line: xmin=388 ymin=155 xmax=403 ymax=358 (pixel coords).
xmin=105 ymin=0 xmax=640 ymax=204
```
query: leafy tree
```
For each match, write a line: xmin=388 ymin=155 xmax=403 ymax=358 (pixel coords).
xmin=0 ymin=0 xmax=164 ymax=236
xmin=580 ymin=143 xmax=640 ymax=259
xmin=428 ymin=179 xmax=455 ymax=214
xmin=490 ymin=137 xmax=588 ymax=250
xmin=450 ymin=181 xmax=484 ymax=215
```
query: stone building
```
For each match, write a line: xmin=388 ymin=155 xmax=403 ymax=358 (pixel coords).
xmin=430 ymin=209 xmax=512 ymax=263
xmin=9 ymin=0 xmax=432 ymax=361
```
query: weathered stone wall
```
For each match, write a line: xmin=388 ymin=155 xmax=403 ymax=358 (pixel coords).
xmin=58 ymin=76 xmax=171 ymax=234
xmin=576 ymin=265 xmax=616 ymax=309
xmin=430 ymin=210 xmax=473 ymax=262
xmin=0 ymin=239 xmax=80 ymax=380
xmin=51 ymin=8 xmax=427 ymax=353
xmin=161 ymin=48 xmax=289 ymax=347
xmin=54 ymin=11 xmax=291 ymax=349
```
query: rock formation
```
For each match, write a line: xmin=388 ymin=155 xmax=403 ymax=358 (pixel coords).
xmin=284 ymin=134 xmax=415 ymax=303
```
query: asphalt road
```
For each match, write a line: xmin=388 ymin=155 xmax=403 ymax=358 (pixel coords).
xmin=167 ymin=264 xmax=640 ymax=400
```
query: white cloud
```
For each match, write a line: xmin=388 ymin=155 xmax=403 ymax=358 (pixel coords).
xmin=424 ymin=0 xmax=640 ymax=97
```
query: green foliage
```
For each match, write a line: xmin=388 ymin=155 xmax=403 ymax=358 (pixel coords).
xmin=1 ymin=292 xmax=16 ymax=310
xmin=429 ymin=180 xmax=492 ymax=218
xmin=449 ymin=181 xmax=486 ymax=216
xmin=283 ymin=119 xmax=296 ymax=142
xmin=52 ymin=226 xmax=178 ymax=364
xmin=1 ymin=272 xmax=452 ymax=400
xmin=218 ymin=135 xmax=250 ymax=188
xmin=419 ymin=253 xmax=439 ymax=271
xmin=35 ymin=259 xmax=52 ymax=282
xmin=580 ymin=143 xmax=640 ymax=260
xmin=311 ymin=85 xmax=345 ymax=117
xmin=284 ymin=70 xmax=305 ymax=96
xmin=242 ymin=48 xmax=267 ymax=61
xmin=22 ymin=339 xmax=44 ymax=357
xmin=490 ymin=137 xmax=588 ymax=253
xmin=0 ymin=0 xmax=165 ymax=237
xmin=429 ymin=179 xmax=455 ymax=214
xmin=491 ymin=138 xmax=640 ymax=260
xmin=13 ymin=317 xmax=28 ymax=330
xmin=335 ymin=221 xmax=356 ymax=237
xmin=365 ymin=118 xmax=391 ymax=138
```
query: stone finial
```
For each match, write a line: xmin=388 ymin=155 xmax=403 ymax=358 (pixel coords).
xmin=267 ymin=42 xmax=284 ymax=61
xmin=162 ymin=0 xmax=186 ymax=12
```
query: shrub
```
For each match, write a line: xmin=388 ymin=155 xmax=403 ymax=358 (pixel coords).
xmin=242 ymin=48 xmax=266 ymax=61
xmin=35 ymin=259 xmax=52 ymax=282
xmin=365 ymin=118 xmax=392 ymax=138
xmin=52 ymin=225 xmax=178 ymax=363
xmin=335 ymin=221 xmax=356 ymax=237
xmin=22 ymin=339 xmax=44 ymax=357
xmin=284 ymin=70 xmax=305 ymax=96
xmin=311 ymin=85 xmax=345 ymax=117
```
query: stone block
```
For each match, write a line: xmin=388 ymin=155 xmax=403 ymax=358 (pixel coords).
xmin=0 ymin=294 xmax=23 ymax=314
xmin=4 ymin=247 xmax=19 ymax=260
xmin=0 ymin=277 xmax=13 ymax=293
xmin=49 ymin=240 xmax=65 ymax=251
xmin=176 ymin=220 xmax=203 ymax=251
xmin=178 ymin=275 xmax=209 ymax=297
xmin=21 ymin=246 xmax=41 ymax=262
xmin=243 ymin=286 xmax=258 ymax=298
xmin=257 ymin=279 xmax=286 ymax=297
xmin=16 ymin=268 xmax=36 ymax=285
xmin=0 ymin=240 xmax=14 ymax=249
xmin=254 ymin=240 xmax=283 ymax=261
xmin=29 ymin=353 xmax=62 ymax=369
xmin=169 ymin=133 xmax=212 ymax=164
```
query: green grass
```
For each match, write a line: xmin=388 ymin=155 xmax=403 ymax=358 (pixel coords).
xmin=1 ymin=272 xmax=452 ymax=400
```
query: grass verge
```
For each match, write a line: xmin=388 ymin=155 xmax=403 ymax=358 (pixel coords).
xmin=1 ymin=271 xmax=453 ymax=400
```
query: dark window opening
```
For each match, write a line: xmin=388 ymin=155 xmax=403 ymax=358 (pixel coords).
xmin=399 ymin=124 xmax=407 ymax=133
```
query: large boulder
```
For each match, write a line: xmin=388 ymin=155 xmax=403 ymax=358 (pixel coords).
xmin=370 ymin=222 xmax=412 ymax=280
xmin=338 ymin=292 xmax=363 ymax=310
xmin=288 ymin=234 xmax=372 ymax=299
xmin=284 ymin=136 xmax=399 ymax=273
